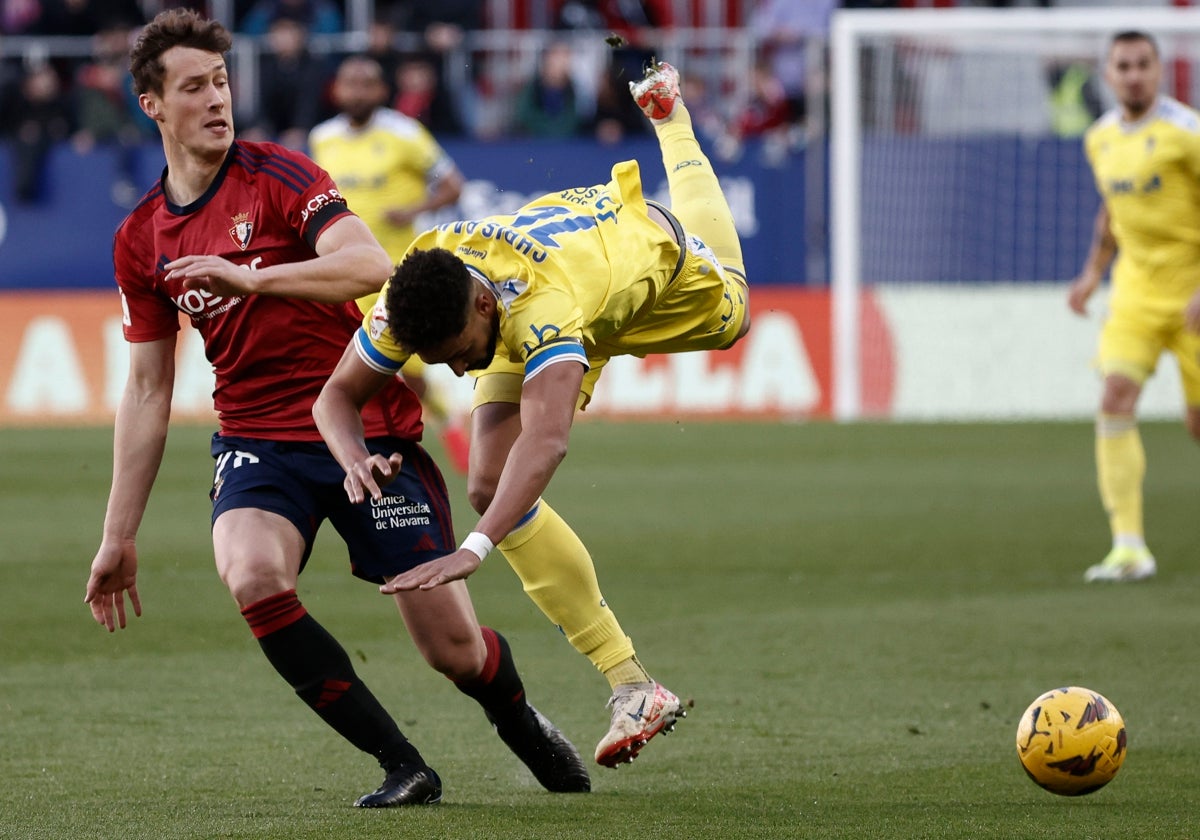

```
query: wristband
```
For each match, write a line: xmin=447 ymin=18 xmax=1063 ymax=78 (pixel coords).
xmin=459 ymin=531 xmax=494 ymax=562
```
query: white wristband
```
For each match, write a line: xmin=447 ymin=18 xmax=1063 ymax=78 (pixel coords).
xmin=459 ymin=531 xmax=494 ymax=562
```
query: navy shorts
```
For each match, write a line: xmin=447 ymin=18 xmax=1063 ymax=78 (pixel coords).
xmin=210 ymin=434 xmax=456 ymax=583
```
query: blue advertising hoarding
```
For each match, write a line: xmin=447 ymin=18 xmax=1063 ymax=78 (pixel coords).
xmin=0 ymin=137 xmax=806 ymax=290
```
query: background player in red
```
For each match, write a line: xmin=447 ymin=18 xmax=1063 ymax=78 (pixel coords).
xmin=82 ymin=8 xmax=588 ymax=806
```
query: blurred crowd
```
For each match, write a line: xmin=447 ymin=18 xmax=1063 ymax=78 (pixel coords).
xmin=0 ymin=0 xmax=961 ymax=204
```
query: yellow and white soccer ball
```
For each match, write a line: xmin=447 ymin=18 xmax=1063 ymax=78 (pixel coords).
xmin=1015 ymin=686 xmax=1127 ymax=796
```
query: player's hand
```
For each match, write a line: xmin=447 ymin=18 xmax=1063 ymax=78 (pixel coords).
xmin=166 ymin=254 xmax=257 ymax=297
xmin=384 ymin=207 xmax=420 ymax=228
xmin=1186 ymin=290 xmax=1200 ymax=333
xmin=380 ymin=549 xmax=481 ymax=593
xmin=85 ymin=540 xmax=142 ymax=632
xmin=1067 ymin=272 xmax=1100 ymax=316
xmin=343 ymin=452 xmax=404 ymax=503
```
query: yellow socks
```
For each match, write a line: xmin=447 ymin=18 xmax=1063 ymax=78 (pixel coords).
xmin=497 ymin=499 xmax=638 ymax=675
xmin=1096 ymin=413 xmax=1145 ymax=543
xmin=654 ymin=104 xmax=745 ymax=276
xmin=602 ymin=655 xmax=651 ymax=690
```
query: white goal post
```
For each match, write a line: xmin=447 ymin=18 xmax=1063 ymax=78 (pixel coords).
xmin=830 ymin=7 xmax=1200 ymax=421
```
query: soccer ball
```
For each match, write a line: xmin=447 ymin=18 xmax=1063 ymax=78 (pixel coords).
xmin=1015 ymin=686 xmax=1127 ymax=796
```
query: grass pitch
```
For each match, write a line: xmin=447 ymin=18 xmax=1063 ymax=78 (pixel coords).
xmin=2 ymin=420 xmax=1198 ymax=839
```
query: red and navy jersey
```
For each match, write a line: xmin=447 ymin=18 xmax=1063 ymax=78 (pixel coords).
xmin=113 ymin=139 xmax=421 ymax=441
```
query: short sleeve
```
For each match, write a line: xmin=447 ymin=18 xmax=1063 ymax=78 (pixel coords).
xmin=353 ymin=282 xmax=411 ymax=375
xmin=113 ymin=225 xmax=180 ymax=343
xmin=502 ymin=284 xmax=589 ymax=380
xmin=263 ymin=144 xmax=355 ymax=249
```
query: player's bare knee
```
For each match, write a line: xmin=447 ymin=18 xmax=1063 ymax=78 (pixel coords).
xmin=466 ymin=479 xmax=496 ymax=515
xmin=225 ymin=575 xmax=293 ymax=611
xmin=423 ymin=639 xmax=485 ymax=681
xmin=217 ymin=556 xmax=292 ymax=609
xmin=1100 ymin=375 xmax=1140 ymax=415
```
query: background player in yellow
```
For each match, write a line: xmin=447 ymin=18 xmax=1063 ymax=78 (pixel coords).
xmin=1068 ymin=30 xmax=1200 ymax=582
xmin=313 ymin=61 xmax=750 ymax=768
xmin=310 ymin=55 xmax=471 ymax=473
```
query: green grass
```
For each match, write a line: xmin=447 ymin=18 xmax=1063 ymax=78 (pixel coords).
xmin=2 ymin=420 xmax=1198 ymax=839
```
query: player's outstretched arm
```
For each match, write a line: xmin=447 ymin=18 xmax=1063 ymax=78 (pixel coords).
xmin=169 ymin=215 xmax=391 ymax=304
xmin=85 ymin=337 xmax=175 ymax=631
xmin=1068 ymin=204 xmax=1115 ymax=316
xmin=313 ymin=341 xmax=403 ymax=503
xmin=382 ymin=361 xmax=585 ymax=593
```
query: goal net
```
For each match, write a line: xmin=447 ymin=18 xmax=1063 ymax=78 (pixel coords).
xmin=829 ymin=7 xmax=1200 ymax=420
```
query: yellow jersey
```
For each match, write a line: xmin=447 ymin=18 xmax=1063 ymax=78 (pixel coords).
xmin=354 ymin=160 xmax=684 ymax=380
xmin=309 ymin=107 xmax=458 ymax=262
xmin=1085 ymin=95 xmax=1200 ymax=303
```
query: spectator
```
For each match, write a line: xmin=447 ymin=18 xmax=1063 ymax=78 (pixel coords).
xmin=364 ymin=16 xmax=403 ymax=101
xmin=512 ymin=40 xmax=586 ymax=138
xmin=393 ymin=52 xmax=463 ymax=136
xmin=747 ymin=0 xmax=834 ymax=127
xmin=734 ymin=60 xmax=793 ymax=139
xmin=727 ymin=59 xmax=797 ymax=166
xmin=0 ymin=48 xmax=21 ymax=118
xmin=678 ymin=73 xmax=728 ymax=146
xmin=71 ymin=23 xmax=153 ymax=205
xmin=382 ymin=0 xmax=481 ymax=132
xmin=9 ymin=60 xmax=72 ymax=203
xmin=555 ymin=0 xmax=669 ymax=42
xmin=1046 ymin=58 xmax=1103 ymax=138
xmin=589 ymin=54 xmax=650 ymax=145
xmin=238 ymin=0 xmax=341 ymax=35
xmin=241 ymin=16 xmax=333 ymax=148
xmin=31 ymin=0 xmax=143 ymax=35
xmin=3 ymin=0 xmax=43 ymax=34
xmin=384 ymin=0 xmax=482 ymax=50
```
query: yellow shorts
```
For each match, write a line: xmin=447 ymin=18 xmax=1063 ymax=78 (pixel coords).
xmin=473 ymin=229 xmax=749 ymax=412
xmin=1098 ymin=296 xmax=1200 ymax=405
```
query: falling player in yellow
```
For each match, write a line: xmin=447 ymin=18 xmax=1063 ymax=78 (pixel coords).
xmin=1069 ymin=30 xmax=1200 ymax=582
xmin=313 ymin=61 xmax=749 ymax=767
xmin=310 ymin=55 xmax=471 ymax=473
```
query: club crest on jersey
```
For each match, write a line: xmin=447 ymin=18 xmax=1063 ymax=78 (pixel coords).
xmin=229 ymin=212 xmax=254 ymax=251
xmin=369 ymin=297 xmax=390 ymax=340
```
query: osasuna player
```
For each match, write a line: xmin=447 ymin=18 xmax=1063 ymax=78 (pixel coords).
xmin=310 ymin=56 xmax=472 ymax=474
xmin=313 ymin=61 xmax=749 ymax=767
xmin=83 ymin=8 xmax=589 ymax=806
xmin=1068 ymin=30 xmax=1200 ymax=582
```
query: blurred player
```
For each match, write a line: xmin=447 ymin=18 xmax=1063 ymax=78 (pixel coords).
xmin=313 ymin=61 xmax=749 ymax=767
xmin=1068 ymin=30 xmax=1200 ymax=582
xmin=310 ymin=55 xmax=471 ymax=474
xmin=83 ymin=8 xmax=589 ymax=805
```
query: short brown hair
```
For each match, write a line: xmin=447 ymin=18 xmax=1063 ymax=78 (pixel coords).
xmin=130 ymin=8 xmax=232 ymax=96
xmin=1110 ymin=30 xmax=1159 ymax=59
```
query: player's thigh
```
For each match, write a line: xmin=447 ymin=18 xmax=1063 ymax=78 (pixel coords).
xmin=1097 ymin=306 xmax=1169 ymax=386
xmin=325 ymin=439 xmax=456 ymax=583
xmin=391 ymin=580 xmax=485 ymax=679
xmin=1168 ymin=325 xmax=1200 ymax=412
xmin=213 ymin=507 xmax=307 ymax=607
xmin=607 ymin=249 xmax=748 ymax=357
xmin=209 ymin=434 xmax=322 ymax=606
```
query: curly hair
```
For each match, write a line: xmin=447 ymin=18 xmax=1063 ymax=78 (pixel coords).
xmin=385 ymin=248 xmax=474 ymax=352
xmin=130 ymin=9 xmax=232 ymax=96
